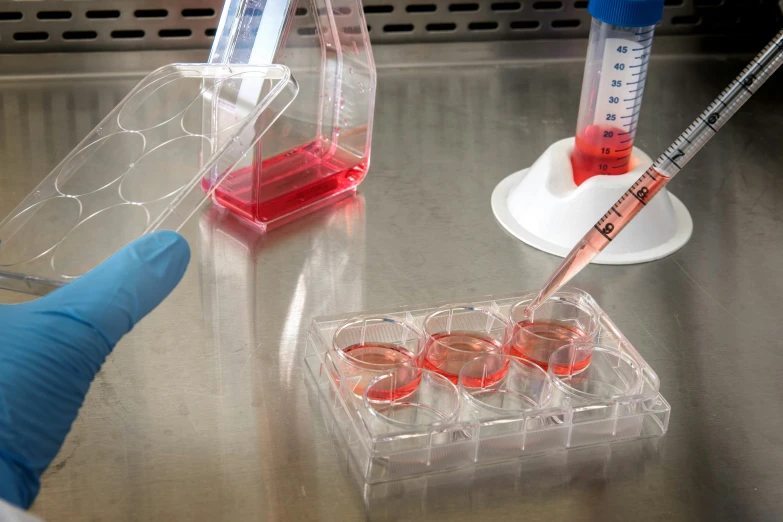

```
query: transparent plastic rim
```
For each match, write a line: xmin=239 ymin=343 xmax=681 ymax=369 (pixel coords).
xmin=423 ymin=304 xmax=510 ymax=353
xmin=51 ymin=202 xmax=151 ymax=279
xmin=331 ymin=315 xmax=424 ymax=368
xmin=0 ymin=196 xmax=83 ymax=267
xmin=363 ymin=370 xmax=461 ymax=429
xmin=548 ymin=343 xmax=643 ymax=402
xmin=458 ymin=354 xmax=554 ymax=415
xmin=508 ymin=287 xmax=602 ymax=342
xmin=54 ymin=131 xmax=146 ymax=198
xmin=117 ymin=68 xmax=206 ymax=132
xmin=117 ymin=134 xmax=214 ymax=204
xmin=181 ymin=70 xmax=281 ymax=138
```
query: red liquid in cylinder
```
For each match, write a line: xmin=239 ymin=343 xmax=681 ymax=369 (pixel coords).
xmin=510 ymin=321 xmax=591 ymax=374
xmin=338 ymin=343 xmax=421 ymax=401
xmin=424 ymin=332 xmax=506 ymax=385
xmin=571 ymin=125 xmax=634 ymax=186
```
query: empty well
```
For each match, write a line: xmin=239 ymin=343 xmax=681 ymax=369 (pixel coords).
xmin=118 ymin=71 xmax=206 ymax=131
xmin=0 ymin=196 xmax=81 ymax=266
xmin=549 ymin=344 xmax=643 ymax=404
xmin=51 ymin=203 xmax=149 ymax=278
xmin=120 ymin=135 xmax=213 ymax=203
xmin=55 ymin=132 xmax=145 ymax=196
xmin=459 ymin=355 xmax=552 ymax=414
xmin=365 ymin=370 xmax=461 ymax=429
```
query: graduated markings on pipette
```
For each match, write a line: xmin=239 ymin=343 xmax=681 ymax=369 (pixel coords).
xmin=594 ymin=30 xmax=783 ymax=243
xmin=593 ymin=169 xmax=662 ymax=241
xmin=655 ymin=33 xmax=783 ymax=178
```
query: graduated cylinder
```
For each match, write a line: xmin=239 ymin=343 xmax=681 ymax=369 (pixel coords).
xmin=570 ymin=0 xmax=663 ymax=186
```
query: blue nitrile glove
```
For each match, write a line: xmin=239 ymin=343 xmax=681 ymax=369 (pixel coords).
xmin=0 ymin=231 xmax=190 ymax=508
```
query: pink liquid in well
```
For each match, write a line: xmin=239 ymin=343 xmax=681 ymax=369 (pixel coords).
xmin=202 ymin=139 xmax=367 ymax=227
xmin=339 ymin=342 xmax=421 ymax=401
xmin=424 ymin=332 xmax=506 ymax=385
xmin=510 ymin=321 xmax=590 ymax=375
xmin=571 ymin=125 xmax=634 ymax=186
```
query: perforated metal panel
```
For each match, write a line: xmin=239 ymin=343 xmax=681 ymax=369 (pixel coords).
xmin=0 ymin=0 xmax=219 ymax=52
xmin=0 ymin=0 xmax=780 ymax=52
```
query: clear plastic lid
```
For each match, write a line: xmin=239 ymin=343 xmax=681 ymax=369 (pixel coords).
xmin=0 ymin=63 xmax=298 ymax=294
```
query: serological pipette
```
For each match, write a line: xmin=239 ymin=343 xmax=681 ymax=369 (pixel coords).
xmin=526 ymin=30 xmax=783 ymax=315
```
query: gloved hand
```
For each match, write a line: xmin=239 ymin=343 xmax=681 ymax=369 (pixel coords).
xmin=0 ymin=231 xmax=190 ymax=509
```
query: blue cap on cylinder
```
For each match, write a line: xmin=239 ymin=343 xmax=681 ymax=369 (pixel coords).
xmin=588 ymin=0 xmax=664 ymax=27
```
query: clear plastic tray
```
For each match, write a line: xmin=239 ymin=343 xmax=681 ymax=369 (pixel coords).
xmin=304 ymin=289 xmax=670 ymax=484
xmin=0 ymin=63 xmax=298 ymax=294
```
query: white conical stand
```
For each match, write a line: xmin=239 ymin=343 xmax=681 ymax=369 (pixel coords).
xmin=491 ymin=138 xmax=693 ymax=265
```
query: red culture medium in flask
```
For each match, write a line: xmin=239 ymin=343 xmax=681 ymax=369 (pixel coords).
xmin=202 ymin=139 xmax=367 ymax=228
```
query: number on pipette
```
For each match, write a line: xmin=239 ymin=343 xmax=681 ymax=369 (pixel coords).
xmin=593 ymin=168 xmax=667 ymax=242
xmin=528 ymin=31 xmax=783 ymax=315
